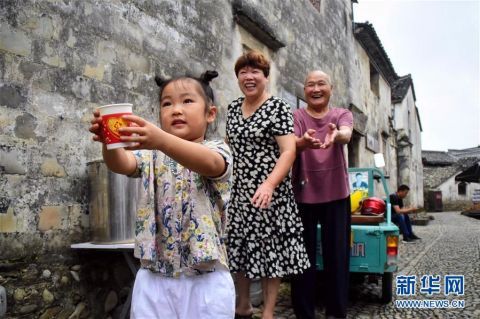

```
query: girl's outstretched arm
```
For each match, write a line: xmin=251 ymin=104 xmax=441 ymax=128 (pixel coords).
xmin=119 ymin=115 xmax=226 ymax=177
xmin=101 ymin=146 xmax=137 ymax=176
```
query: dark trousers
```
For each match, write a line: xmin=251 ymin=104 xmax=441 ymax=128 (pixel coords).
xmin=392 ymin=213 xmax=413 ymax=238
xmin=291 ymin=198 xmax=351 ymax=319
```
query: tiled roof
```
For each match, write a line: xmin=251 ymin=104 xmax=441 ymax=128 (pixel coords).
xmin=422 ymin=150 xmax=457 ymax=165
xmin=455 ymin=162 xmax=480 ymax=183
xmin=423 ymin=165 xmax=459 ymax=189
xmin=232 ymin=0 xmax=285 ymax=50
xmin=392 ymin=74 xmax=417 ymax=104
xmin=448 ymin=146 xmax=480 ymax=159
xmin=354 ymin=22 xmax=398 ymax=86
xmin=456 ymin=157 xmax=480 ymax=171
xmin=391 ymin=75 xmax=422 ymax=131
xmin=423 ymin=146 xmax=480 ymax=188
xmin=423 ymin=157 xmax=479 ymax=188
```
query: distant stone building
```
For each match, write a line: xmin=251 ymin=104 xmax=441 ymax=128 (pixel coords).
xmin=349 ymin=22 xmax=423 ymax=205
xmin=423 ymin=147 xmax=480 ymax=211
xmin=392 ymin=75 xmax=424 ymax=206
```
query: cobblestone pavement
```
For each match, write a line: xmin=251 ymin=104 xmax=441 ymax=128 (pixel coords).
xmin=251 ymin=212 xmax=480 ymax=319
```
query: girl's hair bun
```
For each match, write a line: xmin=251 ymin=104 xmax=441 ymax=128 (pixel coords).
xmin=200 ymin=70 xmax=218 ymax=84
xmin=154 ymin=70 xmax=217 ymax=104
xmin=154 ymin=76 xmax=166 ymax=87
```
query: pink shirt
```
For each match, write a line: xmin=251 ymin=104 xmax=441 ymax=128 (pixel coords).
xmin=292 ymin=107 xmax=353 ymax=204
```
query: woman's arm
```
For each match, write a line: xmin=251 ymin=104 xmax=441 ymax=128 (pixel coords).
xmin=334 ymin=125 xmax=353 ymax=144
xmin=295 ymin=129 xmax=321 ymax=153
xmin=320 ymin=123 xmax=352 ymax=148
xmin=157 ymin=134 xmax=226 ymax=178
xmin=251 ymin=133 xmax=296 ymax=208
xmin=267 ymin=134 xmax=296 ymax=187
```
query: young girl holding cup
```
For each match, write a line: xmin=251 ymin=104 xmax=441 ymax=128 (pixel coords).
xmin=89 ymin=71 xmax=234 ymax=318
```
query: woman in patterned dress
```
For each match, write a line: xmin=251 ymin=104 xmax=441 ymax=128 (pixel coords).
xmin=226 ymin=50 xmax=310 ymax=319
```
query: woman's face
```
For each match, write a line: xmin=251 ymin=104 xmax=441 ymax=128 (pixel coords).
xmin=304 ymin=71 xmax=332 ymax=109
xmin=237 ymin=66 xmax=268 ymax=99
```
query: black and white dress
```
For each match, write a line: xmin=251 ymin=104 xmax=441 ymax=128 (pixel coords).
xmin=226 ymin=96 xmax=310 ymax=279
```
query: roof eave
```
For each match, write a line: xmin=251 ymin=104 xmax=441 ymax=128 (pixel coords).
xmin=354 ymin=22 xmax=398 ymax=86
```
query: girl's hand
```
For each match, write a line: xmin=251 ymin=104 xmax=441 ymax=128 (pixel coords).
xmin=320 ymin=123 xmax=338 ymax=149
xmin=251 ymin=181 xmax=275 ymax=209
xmin=118 ymin=115 xmax=163 ymax=150
xmin=302 ymin=129 xmax=321 ymax=149
xmin=89 ymin=110 xmax=105 ymax=143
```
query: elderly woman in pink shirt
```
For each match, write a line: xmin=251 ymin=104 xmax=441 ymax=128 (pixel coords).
xmin=290 ymin=70 xmax=353 ymax=319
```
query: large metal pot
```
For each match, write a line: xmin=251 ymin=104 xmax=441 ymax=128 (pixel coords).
xmin=87 ymin=160 xmax=141 ymax=243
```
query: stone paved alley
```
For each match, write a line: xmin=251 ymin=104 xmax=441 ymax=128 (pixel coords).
xmin=256 ymin=212 xmax=480 ymax=319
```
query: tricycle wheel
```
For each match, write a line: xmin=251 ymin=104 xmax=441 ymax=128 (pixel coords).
xmin=381 ymin=272 xmax=393 ymax=303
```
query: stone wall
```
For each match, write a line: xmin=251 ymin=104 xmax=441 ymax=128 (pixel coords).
xmin=424 ymin=162 xmax=479 ymax=211
xmin=395 ymin=86 xmax=424 ymax=207
xmin=0 ymin=0 xmax=357 ymax=317
xmin=1 ymin=252 xmax=135 ymax=318
xmin=350 ymin=40 xmax=398 ymax=194
xmin=436 ymin=174 xmax=478 ymax=211
xmin=442 ymin=200 xmax=473 ymax=212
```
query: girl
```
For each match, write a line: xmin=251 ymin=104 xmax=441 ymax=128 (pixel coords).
xmin=89 ymin=71 xmax=235 ymax=318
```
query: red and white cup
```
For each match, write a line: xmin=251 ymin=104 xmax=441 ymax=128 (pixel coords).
xmin=97 ymin=103 xmax=135 ymax=150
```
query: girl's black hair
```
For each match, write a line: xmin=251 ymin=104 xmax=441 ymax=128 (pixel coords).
xmin=154 ymin=70 xmax=218 ymax=105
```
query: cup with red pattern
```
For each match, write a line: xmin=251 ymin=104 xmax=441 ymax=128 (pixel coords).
xmin=97 ymin=103 xmax=135 ymax=150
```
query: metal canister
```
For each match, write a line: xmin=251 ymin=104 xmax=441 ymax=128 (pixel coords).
xmin=87 ymin=160 xmax=141 ymax=243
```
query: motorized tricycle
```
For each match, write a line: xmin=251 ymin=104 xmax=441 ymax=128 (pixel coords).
xmin=316 ymin=166 xmax=399 ymax=303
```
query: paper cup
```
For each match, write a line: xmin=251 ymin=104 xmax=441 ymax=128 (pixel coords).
xmin=97 ymin=103 xmax=135 ymax=150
